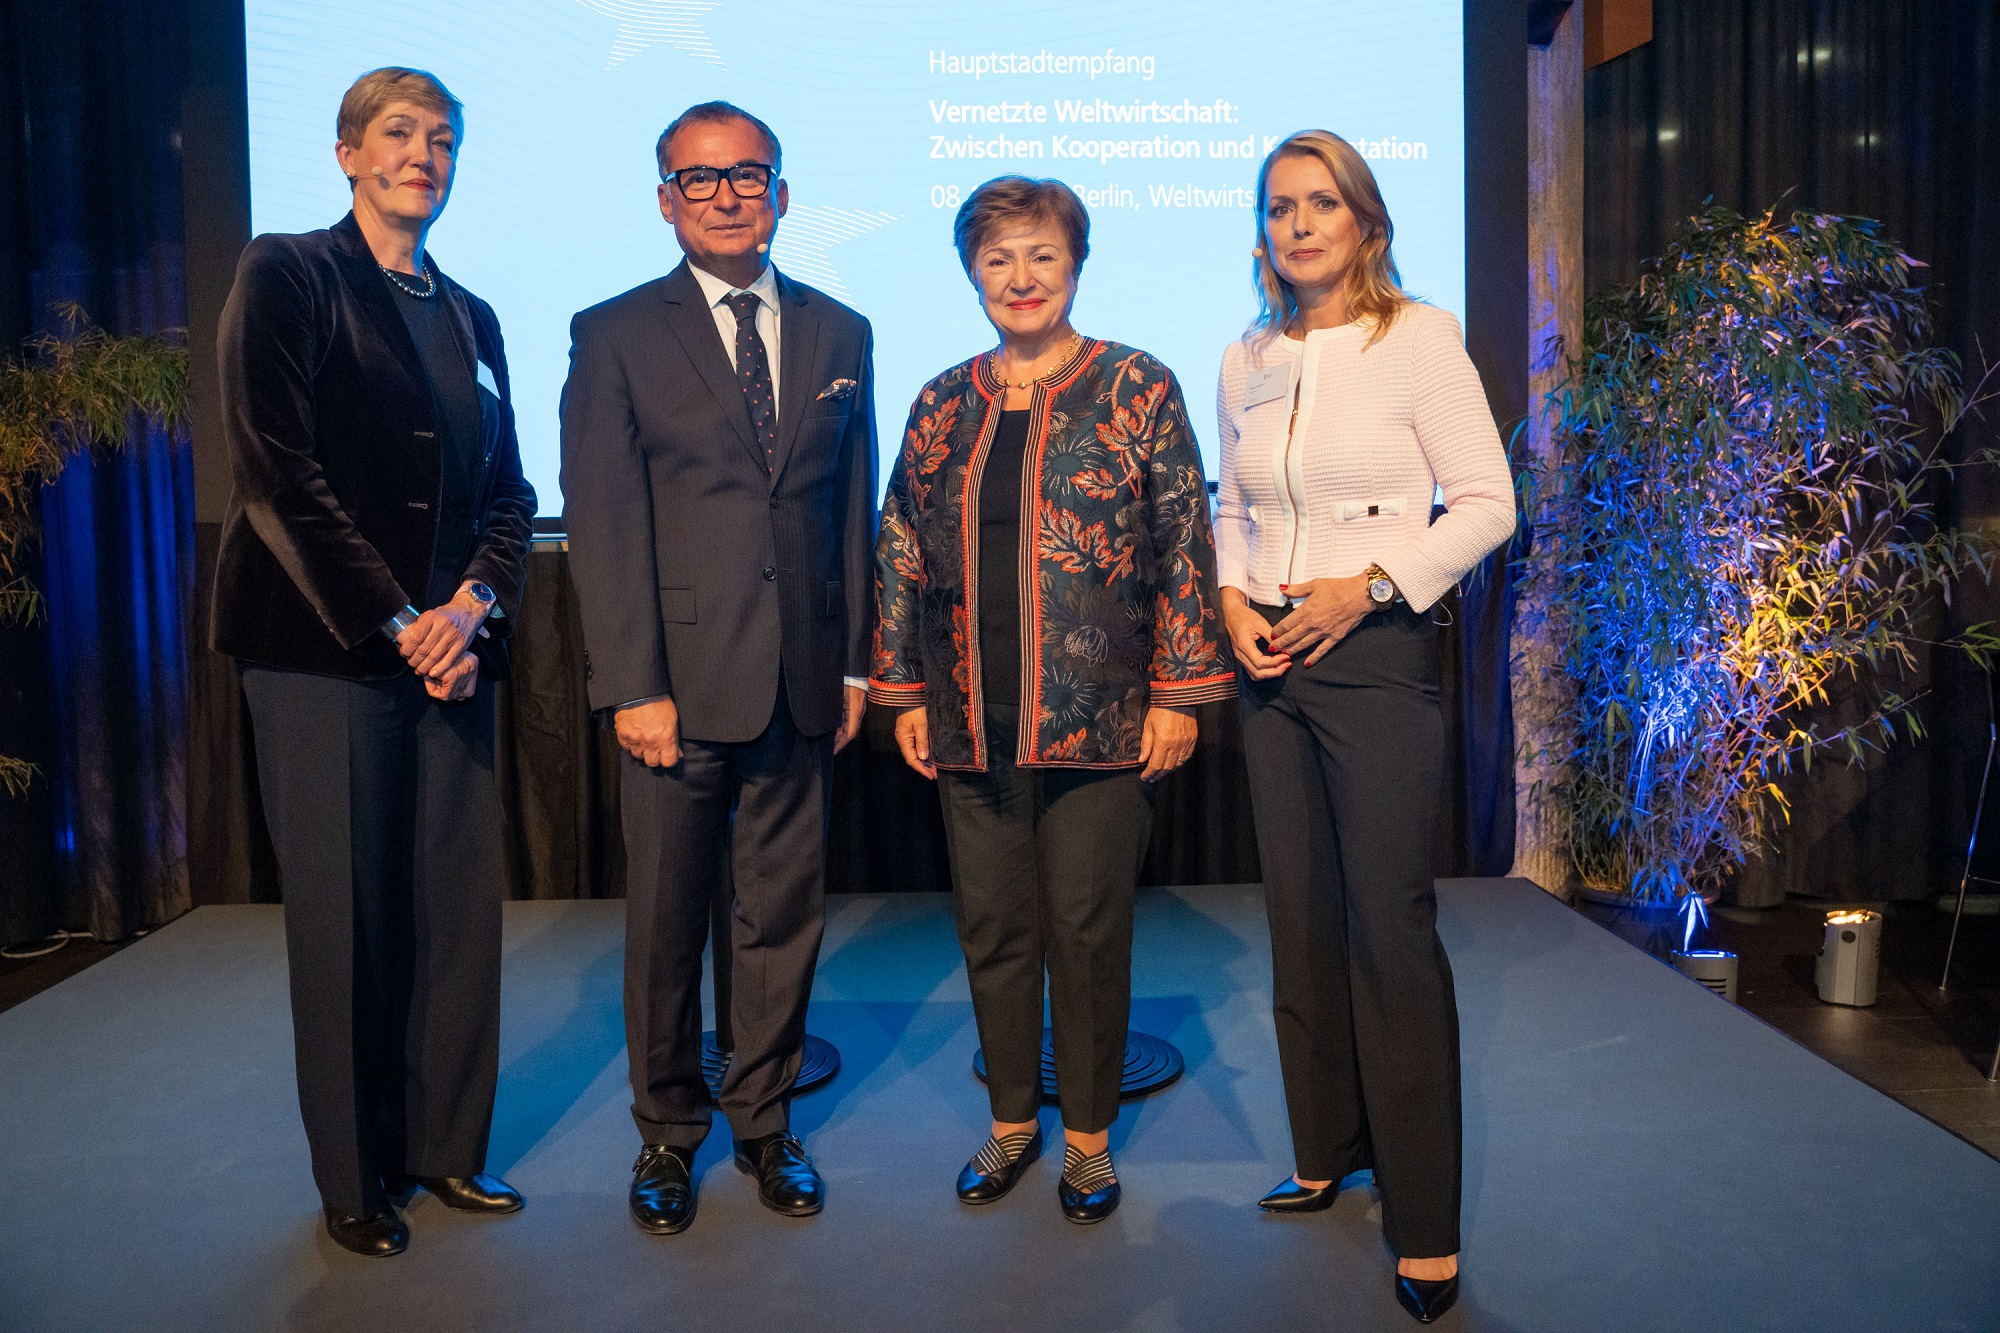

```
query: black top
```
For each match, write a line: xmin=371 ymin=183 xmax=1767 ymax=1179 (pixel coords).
xmin=977 ymin=409 xmax=1032 ymax=708
xmin=388 ymin=272 xmax=484 ymax=601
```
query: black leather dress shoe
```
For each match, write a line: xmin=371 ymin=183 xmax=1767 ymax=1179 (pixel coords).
xmin=733 ymin=1134 xmax=824 ymax=1217
xmin=630 ymin=1145 xmax=697 ymax=1235
xmin=402 ymin=1173 xmax=523 ymax=1213
xmin=323 ymin=1205 xmax=408 ymax=1257
xmin=956 ymin=1129 xmax=1043 ymax=1204
xmin=1394 ymin=1272 xmax=1459 ymax=1324
xmin=1257 ymin=1176 xmax=1337 ymax=1212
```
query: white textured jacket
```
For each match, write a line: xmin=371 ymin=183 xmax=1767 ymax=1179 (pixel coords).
xmin=1214 ymin=302 xmax=1516 ymax=613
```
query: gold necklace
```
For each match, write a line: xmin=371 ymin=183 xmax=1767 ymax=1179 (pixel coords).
xmin=993 ymin=332 xmax=1082 ymax=389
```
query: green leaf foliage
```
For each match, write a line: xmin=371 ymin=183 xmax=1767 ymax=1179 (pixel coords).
xmin=1523 ymin=206 xmax=1997 ymax=903
xmin=0 ymin=305 xmax=189 ymax=792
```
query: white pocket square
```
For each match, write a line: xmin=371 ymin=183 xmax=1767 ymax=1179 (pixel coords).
xmin=816 ymin=378 xmax=858 ymax=401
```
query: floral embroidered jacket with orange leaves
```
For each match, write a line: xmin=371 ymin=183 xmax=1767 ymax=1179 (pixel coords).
xmin=869 ymin=340 xmax=1235 ymax=771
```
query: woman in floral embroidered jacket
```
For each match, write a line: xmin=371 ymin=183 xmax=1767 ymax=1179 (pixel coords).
xmin=872 ymin=346 xmax=1232 ymax=763
xmin=871 ymin=177 xmax=1232 ymax=1224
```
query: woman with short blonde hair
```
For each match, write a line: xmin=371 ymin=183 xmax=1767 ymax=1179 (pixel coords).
xmin=336 ymin=66 xmax=464 ymax=148
xmin=211 ymin=65 xmax=535 ymax=1257
xmin=1214 ymin=130 xmax=1515 ymax=1322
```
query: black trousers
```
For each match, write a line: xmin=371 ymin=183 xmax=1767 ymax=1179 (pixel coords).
xmin=621 ymin=690 xmax=831 ymax=1150
xmin=937 ymin=703 xmax=1155 ymax=1134
xmin=1238 ymin=604 xmax=1463 ymax=1259
xmin=241 ymin=664 xmax=503 ymax=1221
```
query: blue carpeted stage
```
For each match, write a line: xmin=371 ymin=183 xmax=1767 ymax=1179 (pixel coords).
xmin=2 ymin=881 xmax=1996 ymax=1331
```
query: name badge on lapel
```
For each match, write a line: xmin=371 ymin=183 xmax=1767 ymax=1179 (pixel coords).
xmin=1242 ymin=362 xmax=1291 ymax=409
xmin=476 ymin=360 xmax=500 ymax=398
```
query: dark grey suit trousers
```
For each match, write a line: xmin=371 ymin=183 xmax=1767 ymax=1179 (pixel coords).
xmin=241 ymin=664 xmax=503 ymax=1220
xmin=938 ymin=702 xmax=1155 ymax=1134
xmin=1238 ymin=603 xmax=1463 ymax=1260
xmin=621 ymin=684 xmax=831 ymax=1149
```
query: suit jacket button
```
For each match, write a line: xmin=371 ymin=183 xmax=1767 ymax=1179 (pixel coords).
xmin=762 ymin=566 xmax=777 ymax=581
xmin=769 ymin=498 xmax=779 ymax=509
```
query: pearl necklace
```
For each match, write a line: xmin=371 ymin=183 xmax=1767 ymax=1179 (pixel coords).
xmin=381 ymin=258 xmax=438 ymax=299
xmin=992 ymin=332 xmax=1082 ymax=389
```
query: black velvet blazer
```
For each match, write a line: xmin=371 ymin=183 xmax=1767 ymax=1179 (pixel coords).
xmin=209 ymin=213 xmax=536 ymax=680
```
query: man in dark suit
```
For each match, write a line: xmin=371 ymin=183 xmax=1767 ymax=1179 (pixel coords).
xmin=560 ymin=101 xmax=876 ymax=1234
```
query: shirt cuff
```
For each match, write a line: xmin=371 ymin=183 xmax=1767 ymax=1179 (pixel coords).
xmin=842 ymin=676 xmax=866 ymax=691
xmin=614 ymin=694 xmax=670 ymax=712
xmin=380 ymin=604 xmax=421 ymax=640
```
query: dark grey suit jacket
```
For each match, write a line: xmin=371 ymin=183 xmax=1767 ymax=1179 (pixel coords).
xmin=559 ymin=261 xmax=877 ymax=742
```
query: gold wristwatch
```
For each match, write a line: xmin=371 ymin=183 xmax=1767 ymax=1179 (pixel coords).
xmin=1364 ymin=563 xmax=1398 ymax=607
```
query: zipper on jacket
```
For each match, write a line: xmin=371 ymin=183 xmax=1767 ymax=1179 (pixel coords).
xmin=1280 ymin=373 xmax=1306 ymax=592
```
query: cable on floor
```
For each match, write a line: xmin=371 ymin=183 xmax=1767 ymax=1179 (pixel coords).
xmin=1 ymin=930 xmax=95 ymax=961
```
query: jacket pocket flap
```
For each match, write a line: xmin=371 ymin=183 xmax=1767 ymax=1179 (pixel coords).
xmin=658 ymin=587 xmax=697 ymax=624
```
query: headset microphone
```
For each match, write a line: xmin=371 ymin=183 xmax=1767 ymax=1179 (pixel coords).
xmin=756 ymin=242 xmax=770 ymax=255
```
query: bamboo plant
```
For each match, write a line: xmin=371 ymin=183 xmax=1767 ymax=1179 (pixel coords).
xmin=0 ymin=305 xmax=188 ymax=795
xmin=1524 ymin=205 xmax=1997 ymax=905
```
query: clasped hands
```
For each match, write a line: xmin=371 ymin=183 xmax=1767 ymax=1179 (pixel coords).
xmin=894 ymin=704 xmax=1196 ymax=783
xmin=392 ymin=585 xmax=491 ymax=702
xmin=1222 ymin=576 xmax=1375 ymax=681
xmin=616 ymin=685 xmax=867 ymax=770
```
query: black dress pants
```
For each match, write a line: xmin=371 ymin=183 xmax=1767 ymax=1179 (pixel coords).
xmin=620 ymin=691 xmax=831 ymax=1150
xmin=241 ymin=664 xmax=503 ymax=1221
xmin=937 ymin=703 xmax=1156 ymax=1133
xmin=1238 ymin=604 xmax=1462 ymax=1259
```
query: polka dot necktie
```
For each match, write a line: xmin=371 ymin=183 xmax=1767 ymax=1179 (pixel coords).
xmin=725 ymin=291 xmax=777 ymax=472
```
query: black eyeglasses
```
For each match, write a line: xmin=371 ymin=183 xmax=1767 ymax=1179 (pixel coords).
xmin=667 ymin=161 xmax=775 ymax=200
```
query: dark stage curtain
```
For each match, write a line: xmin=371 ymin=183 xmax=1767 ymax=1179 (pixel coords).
xmin=0 ymin=0 xmax=195 ymax=944
xmin=1584 ymin=0 xmax=2000 ymax=902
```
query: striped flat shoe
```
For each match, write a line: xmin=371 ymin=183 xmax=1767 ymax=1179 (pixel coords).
xmin=1058 ymin=1144 xmax=1119 ymax=1224
xmin=957 ymin=1128 xmax=1042 ymax=1203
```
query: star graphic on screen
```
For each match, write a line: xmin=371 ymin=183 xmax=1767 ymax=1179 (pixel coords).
xmin=768 ymin=208 xmax=899 ymax=303
xmin=574 ymin=0 xmax=727 ymax=70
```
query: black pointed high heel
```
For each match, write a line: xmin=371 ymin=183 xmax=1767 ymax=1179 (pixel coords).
xmin=1394 ymin=1272 xmax=1459 ymax=1323
xmin=1256 ymin=1176 xmax=1337 ymax=1212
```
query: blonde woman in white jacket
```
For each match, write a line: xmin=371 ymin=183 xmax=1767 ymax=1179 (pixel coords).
xmin=1214 ymin=129 xmax=1514 ymax=1326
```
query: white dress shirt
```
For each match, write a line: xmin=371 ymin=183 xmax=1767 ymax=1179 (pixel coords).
xmin=615 ymin=261 xmax=859 ymax=706
xmin=687 ymin=260 xmax=782 ymax=417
